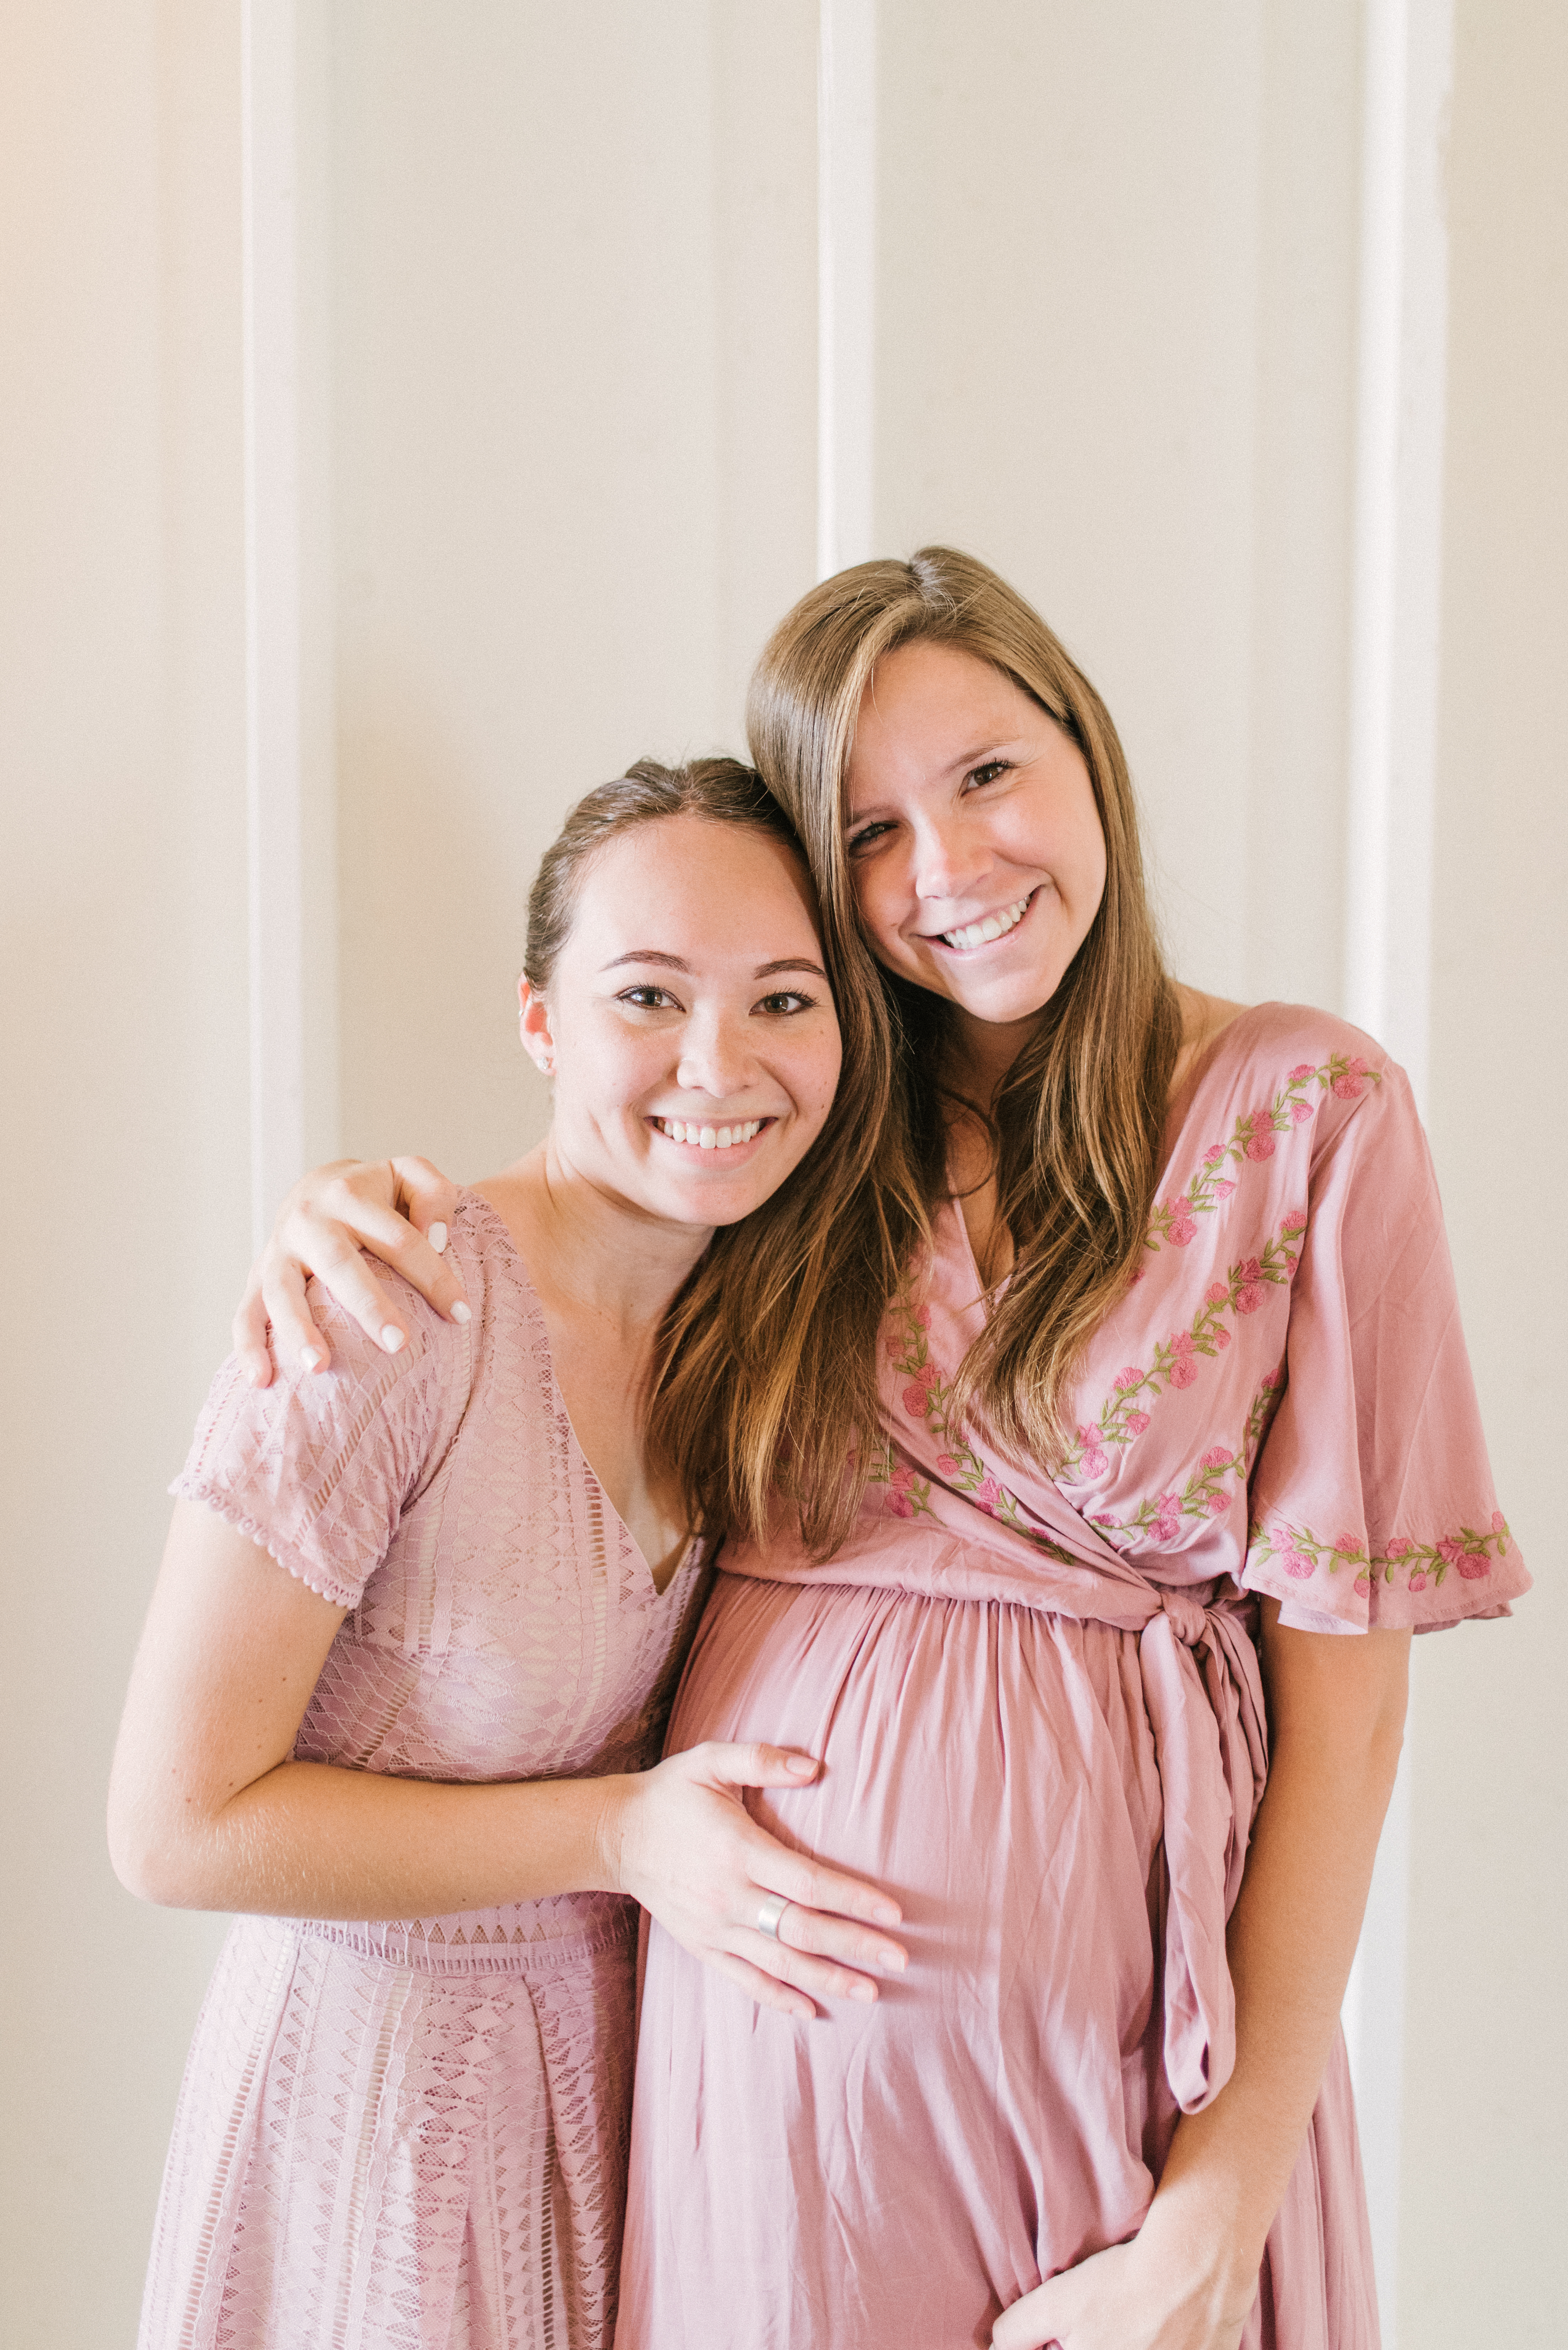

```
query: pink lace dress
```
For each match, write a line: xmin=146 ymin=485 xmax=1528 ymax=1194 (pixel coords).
xmin=617 ymin=1005 xmax=1529 ymax=2350
xmin=141 ymin=1194 xmax=708 ymax=2350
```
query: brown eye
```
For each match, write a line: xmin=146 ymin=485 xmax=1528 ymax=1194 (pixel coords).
xmin=755 ymin=991 xmax=815 ymax=1016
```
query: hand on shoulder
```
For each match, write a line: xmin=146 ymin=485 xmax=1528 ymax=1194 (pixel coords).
xmin=233 ymin=1155 xmax=470 ymax=1388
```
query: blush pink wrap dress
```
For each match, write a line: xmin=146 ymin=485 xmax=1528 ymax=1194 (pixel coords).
xmin=616 ymin=1005 xmax=1529 ymax=2350
xmin=141 ymin=1195 xmax=708 ymax=2350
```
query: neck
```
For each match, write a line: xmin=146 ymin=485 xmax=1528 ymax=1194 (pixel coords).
xmin=486 ymin=1136 xmax=714 ymax=1341
xmin=946 ymin=1005 xmax=1043 ymax=1110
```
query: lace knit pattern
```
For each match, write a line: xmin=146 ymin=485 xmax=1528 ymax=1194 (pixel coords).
xmin=141 ymin=1195 xmax=708 ymax=2350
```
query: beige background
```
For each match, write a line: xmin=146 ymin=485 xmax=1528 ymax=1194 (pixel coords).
xmin=2 ymin=4 xmax=1561 ymax=2343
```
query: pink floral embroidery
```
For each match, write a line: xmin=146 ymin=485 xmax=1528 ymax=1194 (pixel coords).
xmin=1147 ymin=1053 xmax=1382 ymax=1252
xmin=1076 ymin=1425 xmax=1111 ymax=1479
xmin=1246 ymin=1513 xmax=1512 ymax=1597
xmin=1061 ymin=1223 xmax=1302 ymax=1478
xmin=866 ymin=1288 xmax=1076 ymax=1562
xmin=1087 ymin=1370 xmax=1285 ymax=1546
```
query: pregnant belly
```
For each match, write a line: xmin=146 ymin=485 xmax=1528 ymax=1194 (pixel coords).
xmin=621 ymin=1571 xmax=1185 ymax=2349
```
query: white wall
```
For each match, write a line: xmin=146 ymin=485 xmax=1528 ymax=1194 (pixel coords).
xmin=331 ymin=0 xmax=820 ymax=1177
xmin=1406 ymin=3 xmax=1568 ymax=2338
xmin=0 ymin=7 xmax=245 ymax=2340
xmin=3 ymin=5 xmax=1560 ymax=2343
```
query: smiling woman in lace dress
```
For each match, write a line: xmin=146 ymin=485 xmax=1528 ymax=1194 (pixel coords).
xmin=109 ymin=761 xmax=911 ymax=2350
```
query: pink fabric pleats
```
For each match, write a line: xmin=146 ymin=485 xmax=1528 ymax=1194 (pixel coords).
xmin=143 ymin=1914 xmax=638 ymax=2350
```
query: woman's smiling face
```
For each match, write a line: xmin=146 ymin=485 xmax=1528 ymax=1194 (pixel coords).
xmin=520 ymin=812 xmax=842 ymax=1231
xmin=844 ymin=639 xmax=1108 ymax=1046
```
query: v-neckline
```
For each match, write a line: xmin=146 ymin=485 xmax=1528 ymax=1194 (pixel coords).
xmin=459 ymin=1190 xmax=699 ymax=1600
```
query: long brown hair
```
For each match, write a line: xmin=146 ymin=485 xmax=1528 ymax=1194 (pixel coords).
xmin=747 ymin=548 xmax=1181 ymax=1473
xmin=524 ymin=757 xmax=903 ymax=1552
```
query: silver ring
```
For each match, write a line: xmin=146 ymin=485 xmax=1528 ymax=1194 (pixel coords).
xmin=755 ymin=1892 xmax=792 ymax=1942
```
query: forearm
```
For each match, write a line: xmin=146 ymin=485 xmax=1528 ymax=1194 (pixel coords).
xmin=1138 ymin=1621 xmax=1408 ymax=2297
xmin=118 ymin=1755 xmax=624 ymax=1920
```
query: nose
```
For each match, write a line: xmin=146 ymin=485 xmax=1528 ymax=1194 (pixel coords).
xmin=910 ymin=810 xmax=989 ymax=905
xmin=674 ymin=1005 xmax=761 ymax=1103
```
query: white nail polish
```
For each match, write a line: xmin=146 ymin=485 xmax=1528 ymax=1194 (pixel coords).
xmin=451 ymin=1300 xmax=472 ymax=1325
xmin=428 ymin=1221 xmax=448 ymax=1254
xmin=300 ymin=1347 xmax=323 ymax=1373
xmin=382 ymin=1325 xmax=406 ymax=1353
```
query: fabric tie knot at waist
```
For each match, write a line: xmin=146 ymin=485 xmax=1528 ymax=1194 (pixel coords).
xmin=1156 ymin=1585 xmax=1209 ymax=1647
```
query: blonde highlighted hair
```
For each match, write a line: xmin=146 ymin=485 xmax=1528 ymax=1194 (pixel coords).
xmin=747 ymin=548 xmax=1181 ymax=1485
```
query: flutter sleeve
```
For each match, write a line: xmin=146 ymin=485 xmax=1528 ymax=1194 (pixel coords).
xmin=170 ymin=1273 xmax=469 ymax=1612
xmin=1241 ymin=1058 xmax=1529 ymax=1634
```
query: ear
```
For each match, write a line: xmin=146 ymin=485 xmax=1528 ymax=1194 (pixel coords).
xmin=518 ymin=979 xmax=557 ymax=1077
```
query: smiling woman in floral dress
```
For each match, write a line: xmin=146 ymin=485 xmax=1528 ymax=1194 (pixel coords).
xmin=251 ymin=553 xmax=1526 ymax=2350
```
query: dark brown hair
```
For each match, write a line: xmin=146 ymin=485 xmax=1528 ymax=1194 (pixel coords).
xmin=525 ymin=757 xmax=904 ymax=1552
xmin=747 ymin=548 xmax=1181 ymax=1474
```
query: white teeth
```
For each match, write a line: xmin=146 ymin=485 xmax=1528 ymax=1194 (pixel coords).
xmin=941 ymin=893 xmax=1031 ymax=953
xmin=656 ymin=1117 xmax=762 ymax=1151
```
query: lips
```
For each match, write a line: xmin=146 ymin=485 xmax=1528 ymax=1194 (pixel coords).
xmin=929 ymin=889 xmax=1035 ymax=953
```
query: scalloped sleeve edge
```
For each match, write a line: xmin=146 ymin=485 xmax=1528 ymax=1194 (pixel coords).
xmin=170 ymin=1476 xmax=363 ymax=1613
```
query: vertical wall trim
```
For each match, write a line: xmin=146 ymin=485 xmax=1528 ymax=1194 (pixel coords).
xmin=816 ymin=0 xmax=876 ymax=579
xmin=1344 ymin=0 xmax=1454 ymax=1111
xmin=241 ymin=0 xmax=305 ymax=1251
xmin=1341 ymin=4 xmax=1455 ymax=2342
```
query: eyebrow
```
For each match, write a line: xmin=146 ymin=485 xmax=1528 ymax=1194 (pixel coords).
xmin=599 ymin=950 xmax=828 ymax=980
